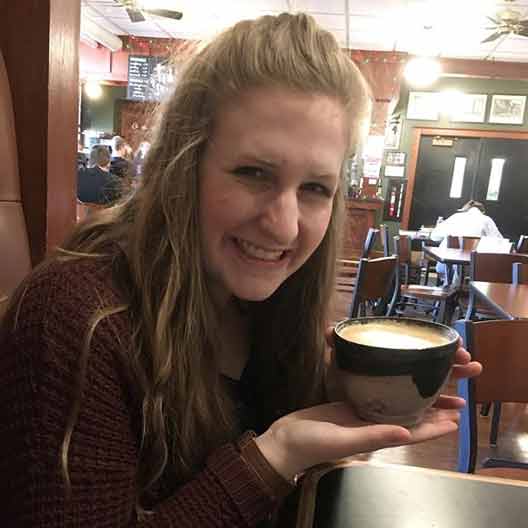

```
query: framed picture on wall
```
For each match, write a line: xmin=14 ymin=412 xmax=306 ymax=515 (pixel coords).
xmin=383 ymin=178 xmax=407 ymax=222
xmin=384 ymin=118 xmax=402 ymax=149
xmin=406 ymin=91 xmax=440 ymax=121
xmin=488 ymin=95 xmax=526 ymax=125
xmin=449 ymin=93 xmax=487 ymax=123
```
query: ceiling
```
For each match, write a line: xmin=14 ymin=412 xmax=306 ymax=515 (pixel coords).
xmin=82 ymin=0 xmax=528 ymax=62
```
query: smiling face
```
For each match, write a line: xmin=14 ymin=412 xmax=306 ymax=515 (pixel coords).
xmin=198 ymin=87 xmax=348 ymax=305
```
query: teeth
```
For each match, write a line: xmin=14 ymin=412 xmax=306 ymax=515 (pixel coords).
xmin=237 ymin=238 xmax=284 ymax=261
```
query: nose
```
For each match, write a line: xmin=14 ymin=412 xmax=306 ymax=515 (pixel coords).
xmin=259 ymin=189 xmax=299 ymax=245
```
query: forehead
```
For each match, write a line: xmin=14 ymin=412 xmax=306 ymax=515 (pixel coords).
xmin=209 ymin=87 xmax=349 ymax=167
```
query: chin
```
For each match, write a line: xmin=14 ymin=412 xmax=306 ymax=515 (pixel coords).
xmin=230 ymin=282 xmax=282 ymax=302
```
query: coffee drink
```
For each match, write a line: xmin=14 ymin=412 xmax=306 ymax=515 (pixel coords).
xmin=337 ymin=320 xmax=450 ymax=349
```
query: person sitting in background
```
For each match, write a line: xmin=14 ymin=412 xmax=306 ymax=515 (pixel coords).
xmin=132 ymin=140 xmax=151 ymax=182
xmin=1 ymin=13 xmax=481 ymax=526
xmin=77 ymin=144 xmax=121 ymax=205
xmin=430 ymin=200 xmax=504 ymax=283
xmin=110 ymin=135 xmax=132 ymax=181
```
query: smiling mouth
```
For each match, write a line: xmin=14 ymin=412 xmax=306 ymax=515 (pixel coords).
xmin=234 ymin=237 xmax=289 ymax=262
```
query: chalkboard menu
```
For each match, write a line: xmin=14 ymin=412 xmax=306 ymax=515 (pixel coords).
xmin=127 ymin=55 xmax=175 ymax=102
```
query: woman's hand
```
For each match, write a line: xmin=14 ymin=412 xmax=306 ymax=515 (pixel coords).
xmin=254 ymin=329 xmax=484 ymax=480
xmin=254 ymin=402 xmax=459 ymax=480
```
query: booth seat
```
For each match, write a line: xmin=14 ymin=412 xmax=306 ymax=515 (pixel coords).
xmin=0 ymin=50 xmax=32 ymax=319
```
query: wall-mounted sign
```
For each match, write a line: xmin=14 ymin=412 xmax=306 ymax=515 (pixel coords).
xmin=432 ymin=137 xmax=455 ymax=147
xmin=127 ymin=55 xmax=176 ymax=102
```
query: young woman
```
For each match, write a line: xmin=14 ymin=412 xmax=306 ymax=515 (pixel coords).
xmin=0 ymin=12 xmax=480 ymax=527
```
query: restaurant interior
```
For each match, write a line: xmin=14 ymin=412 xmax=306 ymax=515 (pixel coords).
xmin=2 ymin=0 xmax=528 ymax=525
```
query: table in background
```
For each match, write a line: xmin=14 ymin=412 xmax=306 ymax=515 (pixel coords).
xmin=470 ymin=281 xmax=528 ymax=319
xmin=295 ymin=460 xmax=528 ymax=528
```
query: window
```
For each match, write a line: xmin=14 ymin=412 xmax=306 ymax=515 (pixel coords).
xmin=486 ymin=158 xmax=505 ymax=201
xmin=449 ymin=157 xmax=467 ymax=198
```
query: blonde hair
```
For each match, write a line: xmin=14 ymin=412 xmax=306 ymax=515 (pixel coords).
xmin=25 ymin=13 xmax=371 ymax=507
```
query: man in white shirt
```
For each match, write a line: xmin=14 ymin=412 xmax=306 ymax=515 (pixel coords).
xmin=430 ymin=200 xmax=504 ymax=283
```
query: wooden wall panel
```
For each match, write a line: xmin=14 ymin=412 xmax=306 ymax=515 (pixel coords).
xmin=1 ymin=0 xmax=80 ymax=264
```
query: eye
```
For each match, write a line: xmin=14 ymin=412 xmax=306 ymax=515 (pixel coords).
xmin=301 ymin=181 xmax=334 ymax=198
xmin=232 ymin=166 xmax=267 ymax=180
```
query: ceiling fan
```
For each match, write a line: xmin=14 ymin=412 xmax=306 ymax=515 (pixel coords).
xmin=482 ymin=2 xmax=528 ymax=43
xmin=113 ymin=0 xmax=183 ymax=23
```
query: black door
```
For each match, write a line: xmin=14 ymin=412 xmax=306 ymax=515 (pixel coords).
xmin=409 ymin=136 xmax=528 ymax=240
xmin=409 ymin=136 xmax=480 ymax=228
xmin=473 ymin=139 xmax=528 ymax=240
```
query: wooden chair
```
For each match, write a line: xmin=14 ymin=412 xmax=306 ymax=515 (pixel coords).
xmin=447 ymin=235 xmax=481 ymax=250
xmin=512 ymin=262 xmax=528 ymax=285
xmin=465 ymin=251 xmax=528 ymax=319
xmin=379 ymin=224 xmax=391 ymax=257
xmin=348 ymin=256 xmax=398 ymax=318
xmin=516 ymin=235 xmax=528 ymax=254
xmin=394 ymin=235 xmax=458 ymax=325
xmin=455 ymin=319 xmax=528 ymax=480
xmin=361 ymin=227 xmax=379 ymax=259
xmin=335 ymin=228 xmax=382 ymax=295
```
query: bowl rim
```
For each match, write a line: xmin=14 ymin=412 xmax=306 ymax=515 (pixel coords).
xmin=334 ymin=316 xmax=459 ymax=353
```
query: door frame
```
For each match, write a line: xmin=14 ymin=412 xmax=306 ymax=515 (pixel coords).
xmin=401 ymin=127 xmax=528 ymax=228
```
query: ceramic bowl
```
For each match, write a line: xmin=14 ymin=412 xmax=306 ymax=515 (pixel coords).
xmin=334 ymin=317 xmax=459 ymax=427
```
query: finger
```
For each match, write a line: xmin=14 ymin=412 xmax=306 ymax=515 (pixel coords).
xmin=451 ymin=361 xmax=483 ymax=379
xmin=454 ymin=347 xmax=471 ymax=364
xmin=325 ymin=326 xmax=335 ymax=348
xmin=407 ymin=419 xmax=459 ymax=443
xmin=329 ymin=423 xmax=412 ymax=456
xmin=433 ymin=395 xmax=466 ymax=409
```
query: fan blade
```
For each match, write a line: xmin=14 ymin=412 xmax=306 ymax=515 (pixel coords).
xmin=486 ymin=16 xmax=501 ymax=25
xmin=126 ymin=7 xmax=146 ymax=23
xmin=481 ymin=30 xmax=509 ymax=43
xmin=143 ymin=8 xmax=183 ymax=20
xmin=516 ymin=28 xmax=528 ymax=37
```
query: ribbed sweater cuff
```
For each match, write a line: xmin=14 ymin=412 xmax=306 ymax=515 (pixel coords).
xmin=207 ymin=441 xmax=275 ymax=526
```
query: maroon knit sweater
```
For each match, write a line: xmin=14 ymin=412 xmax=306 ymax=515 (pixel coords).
xmin=0 ymin=258 xmax=284 ymax=526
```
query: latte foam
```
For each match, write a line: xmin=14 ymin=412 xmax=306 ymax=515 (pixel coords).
xmin=338 ymin=321 xmax=449 ymax=349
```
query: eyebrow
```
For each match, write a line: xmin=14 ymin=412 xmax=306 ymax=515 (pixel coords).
xmin=236 ymin=153 xmax=340 ymax=180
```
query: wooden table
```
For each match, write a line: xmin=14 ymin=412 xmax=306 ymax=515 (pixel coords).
xmin=470 ymin=281 xmax=528 ymax=319
xmin=423 ymin=245 xmax=472 ymax=265
xmin=295 ymin=460 xmax=528 ymax=527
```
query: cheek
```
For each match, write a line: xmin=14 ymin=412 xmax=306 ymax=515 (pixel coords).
xmin=304 ymin=205 xmax=333 ymax=249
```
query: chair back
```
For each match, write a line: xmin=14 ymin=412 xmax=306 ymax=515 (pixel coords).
xmin=361 ymin=227 xmax=379 ymax=259
xmin=516 ymin=235 xmax=528 ymax=254
xmin=0 ymin=50 xmax=32 ymax=320
xmin=446 ymin=235 xmax=480 ymax=250
xmin=456 ymin=319 xmax=528 ymax=473
xmin=349 ymin=256 xmax=398 ymax=317
xmin=512 ymin=262 xmax=528 ymax=285
xmin=379 ymin=224 xmax=391 ymax=257
xmin=470 ymin=251 xmax=528 ymax=283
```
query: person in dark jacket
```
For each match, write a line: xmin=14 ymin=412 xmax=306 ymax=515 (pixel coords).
xmin=77 ymin=144 xmax=121 ymax=204
xmin=110 ymin=135 xmax=132 ymax=181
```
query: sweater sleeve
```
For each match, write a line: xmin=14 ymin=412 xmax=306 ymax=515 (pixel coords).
xmin=0 ymin=261 xmax=279 ymax=527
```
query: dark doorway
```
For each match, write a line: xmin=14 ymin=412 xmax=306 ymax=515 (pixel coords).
xmin=409 ymin=136 xmax=528 ymax=240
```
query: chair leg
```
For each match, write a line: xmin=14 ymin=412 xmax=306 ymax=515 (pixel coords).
xmin=435 ymin=299 xmax=447 ymax=324
xmin=490 ymin=402 xmax=502 ymax=447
